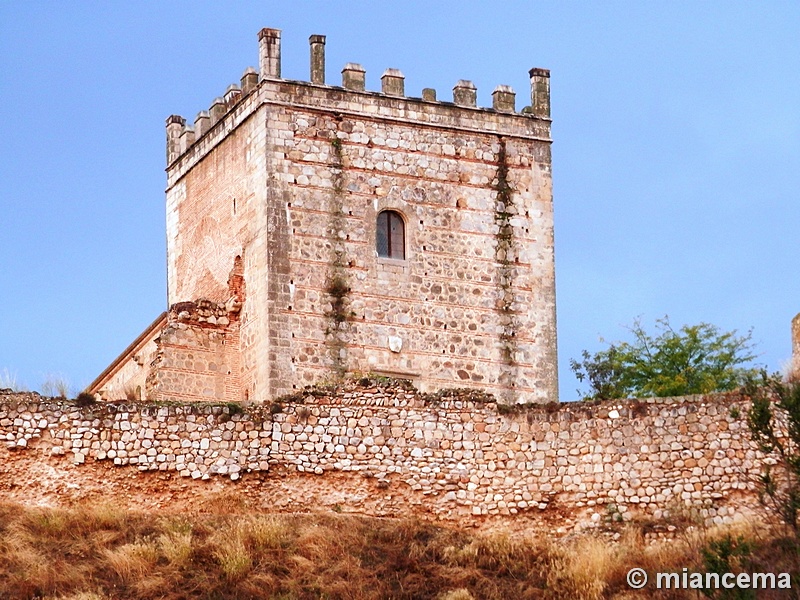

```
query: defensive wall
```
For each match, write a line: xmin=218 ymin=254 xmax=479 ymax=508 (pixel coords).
xmin=1 ymin=380 xmax=765 ymax=527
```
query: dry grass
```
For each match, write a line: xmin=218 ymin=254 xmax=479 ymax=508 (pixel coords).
xmin=122 ymin=383 xmax=140 ymax=402
xmin=0 ymin=502 xmax=797 ymax=599
xmin=545 ymin=536 xmax=617 ymax=600
xmin=438 ymin=590 xmax=475 ymax=600
xmin=39 ymin=373 xmax=72 ymax=399
xmin=211 ymin=523 xmax=253 ymax=581
xmin=44 ymin=593 xmax=110 ymax=600
xmin=103 ymin=538 xmax=160 ymax=582
xmin=0 ymin=367 xmax=26 ymax=391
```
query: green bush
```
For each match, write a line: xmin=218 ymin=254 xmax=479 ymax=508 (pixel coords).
xmin=571 ymin=316 xmax=759 ymax=400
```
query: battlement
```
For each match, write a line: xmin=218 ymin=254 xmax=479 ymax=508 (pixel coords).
xmin=166 ymin=27 xmax=551 ymax=165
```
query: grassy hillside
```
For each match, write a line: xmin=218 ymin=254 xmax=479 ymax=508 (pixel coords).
xmin=0 ymin=502 xmax=796 ymax=599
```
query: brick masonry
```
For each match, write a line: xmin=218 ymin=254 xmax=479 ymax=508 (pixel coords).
xmin=0 ymin=381 xmax=766 ymax=527
xmin=89 ymin=313 xmax=165 ymax=402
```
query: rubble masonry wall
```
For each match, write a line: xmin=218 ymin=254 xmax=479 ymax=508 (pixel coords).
xmin=0 ymin=382 xmax=762 ymax=525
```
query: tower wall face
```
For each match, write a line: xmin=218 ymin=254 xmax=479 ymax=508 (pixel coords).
xmin=166 ymin=100 xmax=271 ymax=400
xmin=166 ymin=52 xmax=557 ymax=404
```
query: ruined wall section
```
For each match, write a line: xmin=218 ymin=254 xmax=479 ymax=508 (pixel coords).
xmin=145 ymin=301 xmax=241 ymax=403
xmin=90 ymin=313 xmax=166 ymax=401
xmin=0 ymin=384 xmax=764 ymax=526
xmin=98 ymin=337 xmax=158 ymax=401
xmin=167 ymin=120 xmax=255 ymax=304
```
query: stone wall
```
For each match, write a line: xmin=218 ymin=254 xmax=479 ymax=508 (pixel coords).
xmin=0 ymin=381 xmax=766 ymax=526
xmin=90 ymin=313 xmax=165 ymax=401
xmin=145 ymin=300 xmax=242 ymax=403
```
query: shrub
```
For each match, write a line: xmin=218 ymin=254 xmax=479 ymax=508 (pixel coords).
xmin=571 ymin=316 xmax=759 ymax=400
xmin=746 ymin=371 xmax=800 ymax=532
xmin=74 ymin=392 xmax=97 ymax=407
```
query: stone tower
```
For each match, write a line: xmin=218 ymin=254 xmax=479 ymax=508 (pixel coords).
xmin=91 ymin=28 xmax=559 ymax=405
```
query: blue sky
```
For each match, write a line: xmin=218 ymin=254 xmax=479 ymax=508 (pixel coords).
xmin=1 ymin=1 xmax=798 ymax=400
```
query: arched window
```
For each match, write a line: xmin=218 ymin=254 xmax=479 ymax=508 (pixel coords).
xmin=376 ymin=210 xmax=405 ymax=259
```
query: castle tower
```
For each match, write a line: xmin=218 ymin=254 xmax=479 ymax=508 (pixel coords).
xmin=92 ymin=27 xmax=558 ymax=405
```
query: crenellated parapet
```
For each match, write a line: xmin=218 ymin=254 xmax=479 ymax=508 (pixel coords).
xmin=165 ymin=115 xmax=185 ymax=165
xmin=453 ymin=79 xmax=477 ymax=107
xmin=165 ymin=26 xmax=551 ymax=166
xmin=309 ymin=34 xmax=326 ymax=84
xmin=528 ymin=68 xmax=551 ymax=118
xmin=258 ymin=27 xmax=281 ymax=79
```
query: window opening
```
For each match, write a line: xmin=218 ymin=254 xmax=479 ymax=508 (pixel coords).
xmin=376 ymin=210 xmax=405 ymax=259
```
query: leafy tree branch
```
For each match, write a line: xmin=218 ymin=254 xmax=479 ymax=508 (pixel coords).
xmin=570 ymin=316 xmax=759 ymax=400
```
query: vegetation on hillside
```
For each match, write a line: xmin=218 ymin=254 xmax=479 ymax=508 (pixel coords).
xmin=1 ymin=502 xmax=798 ymax=599
xmin=571 ymin=317 xmax=758 ymax=400
xmin=746 ymin=372 xmax=800 ymax=533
